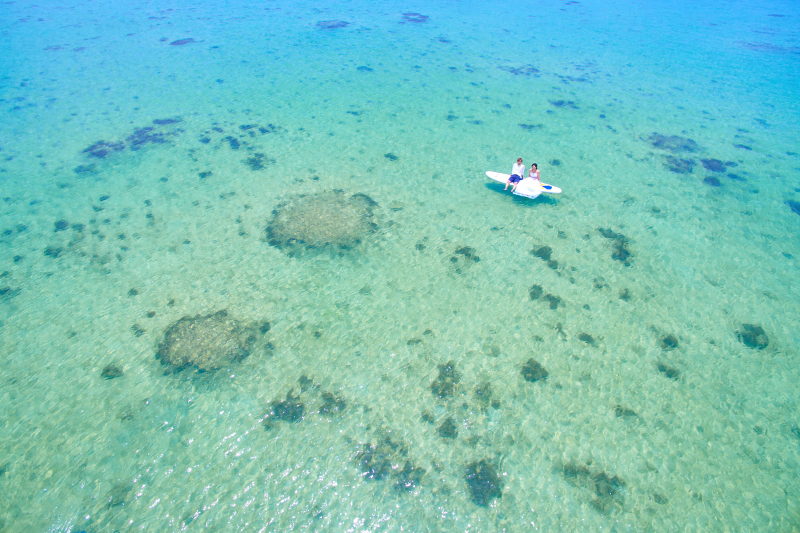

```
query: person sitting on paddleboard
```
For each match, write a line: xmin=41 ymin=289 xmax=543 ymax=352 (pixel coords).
xmin=528 ymin=163 xmax=540 ymax=181
xmin=504 ymin=158 xmax=525 ymax=191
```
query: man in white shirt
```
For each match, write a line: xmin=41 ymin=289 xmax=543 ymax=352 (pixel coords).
xmin=504 ymin=158 xmax=526 ymax=192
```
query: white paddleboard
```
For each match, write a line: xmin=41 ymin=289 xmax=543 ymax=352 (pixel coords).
xmin=485 ymin=171 xmax=562 ymax=199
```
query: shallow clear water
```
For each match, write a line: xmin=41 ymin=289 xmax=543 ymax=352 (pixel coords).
xmin=1 ymin=0 xmax=799 ymax=531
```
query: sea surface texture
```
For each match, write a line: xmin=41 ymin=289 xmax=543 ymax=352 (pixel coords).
xmin=1 ymin=0 xmax=799 ymax=531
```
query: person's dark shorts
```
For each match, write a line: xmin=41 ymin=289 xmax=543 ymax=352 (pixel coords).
xmin=509 ymin=174 xmax=522 ymax=184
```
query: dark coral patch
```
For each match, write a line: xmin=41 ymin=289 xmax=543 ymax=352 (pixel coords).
xmin=245 ymin=153 xmax=275 ymax=170
xmin=544 ymin=294 xmax=561 ymax=309
xmin=614 ymin=405 xmax=637 ymax=418
xmin=454 ymin=246 xmax=479 ymax=261
xmin=465 ymin=459 xmax=503 ymax=507
xmin=127 ymin=127 xmax=168 ymax=150
xmin=431 ymin=361 xmax=460 ymax=398
xmin=153 ymin=117 xmax=182 ymax=125
xmin=549 ymin=100 xmax=579 ymax=109
xmin=703 ymin=176 xmax=721 ymax=187
xmin=44 ymin=246 xmax=62 ymax=258
xmin=450 ymin=246 xmax=480 ymax=273
xmin=521 ymin=358 xmax=548 ymax=382
xmin=437 ymin=416 xmax=458 ymax=439
xmin=317 ymin=20 xmax=349 ymax=29
xmin=475 ymin=382 xmax=492 ymax=408
xmin=83 ymin=140 xmax=125 ymax=158
xmin=54 ymin=219 xmax=69 ymax=232
xmin=101 ymin=364 xmax=124 ymax=379
xmin=356 ymin=443 xmax=392 ymax=481
xmin=737 ymin=324 xmax=768 ymax=349
xmin=531 ymin=245 xmax=552 ymax=261
xmin=264 ymin=391 xmax=304 ymax=428
xmin=319 ymin=392 xmax=347 ymax=415
xmin=660 ymin=334 xmax=678 ymax=350
xmin=529 ymin=284 xmax=543 ymax=300
xmin=701 ymin=159 xmax=726 ymax=172
xmin=663 ymin=155 xmax=695 ymax=174
xmin=518 ymin=123 xmax=543 ymax=130
xmin=657 ymin=362 xmax=680 ymax=380
xmin=499 ymin=65 xmax=539 ymax=76
xmin=577 ymin=333 xmax=596 ymax=346
xmin=786 ymin=200 xmax=800 ymax=215
xmin=559 ymin=462 xmax=625 ymax=512
xmin=598 ymin=228 xmax=631 ymax=265
xmin=647 ymin=133 xmax=699 ymax=153
xmin=170 ymin=38 xmax=197 ymax=46
xmin=402 ymin=12 xmax=429 ymax=23
xmin=394 ymin=461 xmax=425 ymax=493
xmin=384 ymin=153 xmax=398 ymax=161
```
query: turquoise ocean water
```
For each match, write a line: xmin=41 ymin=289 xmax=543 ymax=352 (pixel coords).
xmin=1 ymin=0 xmax=799 ymax=530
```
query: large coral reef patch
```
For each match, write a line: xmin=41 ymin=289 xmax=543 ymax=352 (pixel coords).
xmin=156 ymin=310 xmax=270 ymax=372
xmin=266 ymin=190 xmax=380 ymax=255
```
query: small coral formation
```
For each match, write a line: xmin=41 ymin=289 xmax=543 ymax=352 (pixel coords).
xmin=544 ymin=293 xmax=562 ymax=309
xmin=701 ymin=158 xmax=736 ymax=172
xmin=663 ymin=155 xmax=695 ymax=174
xmin=549 ymin=100 xmax=579 ymax=109
xmin=521 ymin=358 xmax=548 ymax=382
xmin=531 ymin=245 xmax=559 ymax=269
xmin=431 ymin=361 xmax=460 ymax=398
xmin=319 ymin=392 xmax=347 ymax=416
xmin=647 ymin=133 xmax=700 ymax=153
xmin=356 ymin=443 xmax=391 ymax=481
xmin=83 ymin=140 xmax=125 ymax=158
xmin=737 ymin=324 xmax=768 ymax=349
xmin=437 ymin=416 xmax=458 ymax=439
xmin=578 ymin=333 xmax=596 ymax=346
xmin=531 ymin=245 xmax=552 ymax=261
xmin=500 ymin=65 xmax=539 ymax=76
xmin=529 ymin=284 xmax=544 ymax=300
xmin=266 ymin=190 xmax=379 ymax=255
xmin=264 ymin=391 xmax=304 ymax=429
xmin=703 ymin=176 xmax=721 ymax=187
xmin=127 ymin=127 xmax=168 ymax=150
xmin=598 ymin=228 xmax=632 ymax=265
xmin=558 ymin=462 xmax=625 ymax=512
xmin=657 ymin=362 xmax=680 ymax=380
xmin=614 ymin=405 xmax=637 ymax=418
xmin=156 ymin=310 xmax=268 ymax=372
xmin=402 ymin=12 xmax=429 ymax=23
xmin=106 ymin=483 xmax=132 ymax=508
xmin=474 ymin=382 xmax=492 ymax=409
xmin=81 ymin=121 xmax=180 ymax=159
xmin=101 ymin=364 xmax=124 ymax=380
xmin=393 ymin=461 xmax=425 ymax=493
xmin=660 ymin=334 xmax=678 ymax=350
xmin=450 ymin=246 xmax=480 ymax=272
xmin=465 ymin=459 xmax=504 ymax=507
xmin=317 ymin=20 xmax=349 ymax=29
xmin=245 ymin=153 xmax=275 ymax=170
xmin=355 ymin=436 xmax=424 ymax=492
